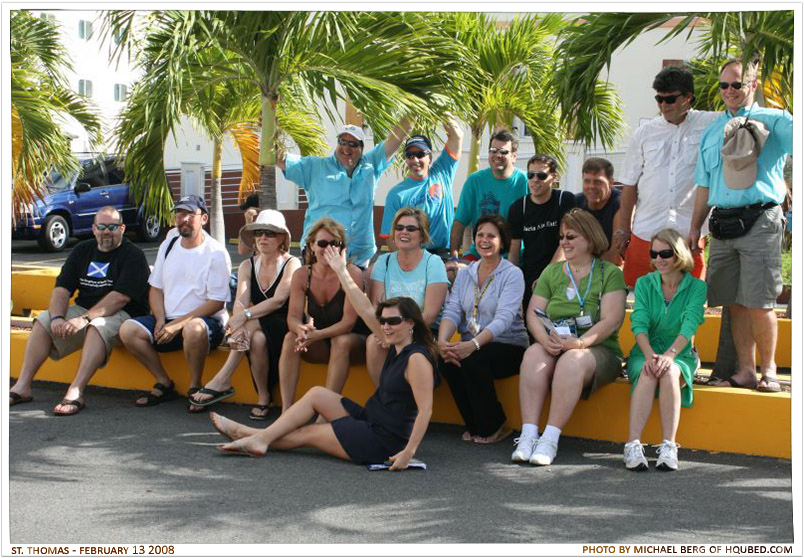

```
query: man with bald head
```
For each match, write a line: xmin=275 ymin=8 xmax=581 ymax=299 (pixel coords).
xmin=9 ymin=207 xmax=150 ymax=415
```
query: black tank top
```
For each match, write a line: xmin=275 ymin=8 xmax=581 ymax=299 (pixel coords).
xmin=305 ymin=265 xmax=346 ymax=330
xmin=363 ymin=344 xmax=439 ymax=441
xmin=250 ymin=255 xmax=295 ymax=315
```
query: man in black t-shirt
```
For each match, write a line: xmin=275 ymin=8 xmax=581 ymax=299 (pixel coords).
xmin=10 ymin=207 xmax=150 ymax=416
xmin=508 ymin=154 xmax=576 ymax=309
xmin=575 ymin=157 xmax=623 ymax=266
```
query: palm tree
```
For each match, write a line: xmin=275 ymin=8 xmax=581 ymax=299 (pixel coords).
xmin=553 ymin=11 xmax=794 ymax=144
xmin=11 ymin=10 xmax=101 ymax=221
xmin=434 ymin=12 xmax=624 ymax=175
xmin=105 ymin=10 xmax=466 ymax=221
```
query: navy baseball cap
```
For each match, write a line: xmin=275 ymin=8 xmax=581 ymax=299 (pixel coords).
xmin=174 ymin=194 xmax=208 ymax=214
xmin=404 ymin=135 xmax=432 ymax=152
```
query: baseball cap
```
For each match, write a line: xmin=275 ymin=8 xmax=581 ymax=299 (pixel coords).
xmin=720 ymin=117 xmax=769 ymax=190
xmin=337 ymin=124 xmax=365 ymax=143
xmin=174 ymin=194 xmax=208 ymax=214
xmin=404 ymin=135 xmax=433 ymax=152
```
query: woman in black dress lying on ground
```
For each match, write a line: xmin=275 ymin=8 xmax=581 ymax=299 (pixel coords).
xmin=210 ymin=245 xmax=439 ymax=470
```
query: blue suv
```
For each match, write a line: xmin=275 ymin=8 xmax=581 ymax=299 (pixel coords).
xmin=13 ymin=155 xmax=164 ymax=251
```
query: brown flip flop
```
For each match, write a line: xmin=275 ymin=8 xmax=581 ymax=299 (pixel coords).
xmin=54 ymin=399 xmax=85 ymax=416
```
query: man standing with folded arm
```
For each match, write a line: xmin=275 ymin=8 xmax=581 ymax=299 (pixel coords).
xmin=687 ymin=58 xmax=792 ymax=392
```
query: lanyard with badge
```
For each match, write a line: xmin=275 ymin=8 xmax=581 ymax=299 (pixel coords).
xmin=467 ymin=272 xmax=495 ymax=336
xmin=565 ymin=258 xmax=596 ymax=330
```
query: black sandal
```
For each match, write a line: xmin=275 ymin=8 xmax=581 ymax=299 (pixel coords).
xmin=249 ymin=404 xmax=270 ymax=421
xmin=135 ymin=382 xmax=178 ymax=407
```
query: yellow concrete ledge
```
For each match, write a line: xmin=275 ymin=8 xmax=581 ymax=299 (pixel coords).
xmin=10 ymin=330 xmax=790 ymax=459
xmin=12 ymin=268 xmax=792 ymax=367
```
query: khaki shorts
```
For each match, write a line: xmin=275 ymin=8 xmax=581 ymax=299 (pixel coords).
xmin=35 ymin=305 xmax=130 ymax=366
xmin=707 ymin=205 xmax=784 ymax=309
xmin=581 ymin=345 xmax=625 ymax=400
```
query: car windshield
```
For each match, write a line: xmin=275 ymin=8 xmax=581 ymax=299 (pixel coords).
xmin=44 ymin=170 xmax=76 ymax=192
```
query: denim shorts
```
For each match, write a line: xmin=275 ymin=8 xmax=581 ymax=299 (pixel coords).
xmin=127 ymin=314 xmax=225 ymax=353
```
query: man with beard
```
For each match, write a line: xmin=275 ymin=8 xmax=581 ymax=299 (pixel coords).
xmin=119 ymin=195 xmax=232 ymax=408
xmin=9 ymin=207 xmax=150 ymax=416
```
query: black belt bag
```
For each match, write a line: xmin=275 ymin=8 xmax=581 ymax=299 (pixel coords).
xmin=709 ymin=203 xmax=776 ymax=240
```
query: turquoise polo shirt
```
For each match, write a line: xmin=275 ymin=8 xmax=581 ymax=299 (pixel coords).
xmin=380 ymin=148 xmax=459 ymax=250
xmin=283 ymin=140 xmax=390 ymax=265
xmin=694 ymin=104 xmax=792 ymax=208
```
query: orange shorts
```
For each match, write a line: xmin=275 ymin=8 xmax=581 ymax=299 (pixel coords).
xmin=623 ymin=233 xmax=706 ymax=289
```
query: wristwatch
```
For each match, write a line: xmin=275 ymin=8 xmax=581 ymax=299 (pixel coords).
xmin=81 ymin=314 xmax=91 ymax=323
xmin=244 ymin=308 xmax=253 ymax=320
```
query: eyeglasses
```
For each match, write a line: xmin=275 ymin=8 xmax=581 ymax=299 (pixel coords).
xmin=650 ymin=249 xmax=675 ymax=259
xmin=488 ymin=147 xmax=512 ymax=155
xmin=394 ymin=224 xmax=421 ymax=233
xmin=175 ymin=210 xmax=201 ymax=219
xmin=254 ymin=230 xmax=279 ymax=238
xmin=655 ymin=93 xmax=682 ymax=104
xmin=95 ymin=223 xmax=121 ymax=231
xmin=315 ymin=239 xmax=343 ymax=248
xmin=718 ymin=81 xmax=745 ymax=91
xmin=405 ymin=150 xmax=430 ymax=159
xmin=558 ymin=233 xmax=579 ymax=241
xmin=378 ymin=316 xmax=404 ymax=326
xmin=338 ymin=138 xmax=361 ymax=148
xmin=527 ymin=171 xmax=549 ymax=180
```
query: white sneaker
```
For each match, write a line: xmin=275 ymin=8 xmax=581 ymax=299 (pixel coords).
xmin=511 ymin=434 xmax=539 ymax=462
xmin=623 ymin=440 xmax=648 ymax=471
xmin=655 ymin=440 xmax=679 ymax=471
xmin=529 ymin=438 xmax=558 ymax=466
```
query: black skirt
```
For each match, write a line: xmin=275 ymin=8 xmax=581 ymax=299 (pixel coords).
xmin=331 ymin=397 xmax=407 ymax=464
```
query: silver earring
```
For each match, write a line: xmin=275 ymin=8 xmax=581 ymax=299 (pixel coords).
xmin=409 ymin=328 xmax=414 ymax=335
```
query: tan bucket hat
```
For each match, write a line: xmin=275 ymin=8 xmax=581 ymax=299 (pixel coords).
xmin=238 ymin=209 xmax=291 ymax=252
xmin=721 ymin=116 xmax=769 ymax=190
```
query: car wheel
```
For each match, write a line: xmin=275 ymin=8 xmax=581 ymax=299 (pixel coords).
xmin=137 ymin=213 xmax=163 ymax=242
xmin=37 ymin=215 xmax=70 ymax=252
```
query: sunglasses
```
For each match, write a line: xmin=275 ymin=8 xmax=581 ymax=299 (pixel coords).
xmin=378 ymin=316 xmax=404 ymax=326
xmin=558 ymin=233 xmax=579 ymax=241
xmin=650 ymin=249 xmax=675 ymax=259
xmin=315 ymin=239 xmax=343 ymax=248
xmin=718 ymin=81 xmax=745 ymax=91
xmin=655 ymin=93 xmax=682 ymax=104
xmin=527 ymin=171 xmax=549 ymax=181
xmin=338 ymin=138 xmax=361 ymax=148
xmin=405 ymin=150 xmax=431 ymax=159
xmin=95 ymin=223 xmax=121 ymax=231
xmin=488 ymin=147 xmax=511 ymax=155
xmin=394 ymin=224 xmax=420 ymax=233
xmin=254 ymin=230 xmax=279 ymax=238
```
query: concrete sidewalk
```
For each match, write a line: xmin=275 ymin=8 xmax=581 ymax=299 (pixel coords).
xmin=8 ymin=382 xmax=793 ymax=544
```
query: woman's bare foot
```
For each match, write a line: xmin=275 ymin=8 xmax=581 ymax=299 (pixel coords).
xmin=218 ymin=435 xmax=269 ymax=457
xmin=210 ymin=412 xmax=261 ymax=442
xmin=474 ymin=424 xmax=513 ymax=444
xmin=461 ymin=430 xmax=477 ymax=442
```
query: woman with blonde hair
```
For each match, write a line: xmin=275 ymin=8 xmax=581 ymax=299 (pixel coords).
xmin=623 ymin=228 xmax=706 ymax=472
xmin=513 ymin=208 xmax=627 ymax=465
xmin=277 ymin=218 xmax=366 ymax=413
xmin=189 ymin=210 xmax=300 ymax=419
xmin=367 ymin=206 xmax=448 ymax=386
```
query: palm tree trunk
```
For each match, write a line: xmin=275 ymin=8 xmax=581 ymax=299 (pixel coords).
xmin=259 ymin=95 xmax=278 ymax=210
xmin=467 ymin=126 xmax=482 ymax=176
xmin=209 ymin=139 xmax=225 ymax=245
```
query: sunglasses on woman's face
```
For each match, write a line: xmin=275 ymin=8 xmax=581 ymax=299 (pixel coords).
xmin=527 ymin=171 xmax=549 ymax=181
xmin=650 ymin=249 xmax=675 ymax=259
xmin=558 ymin=233 xmax=579 ymax=241
xmin=378 ymin=316 xmax=404 ymax=326
xmin=394 ymin=224 xmax=420 ymax=232
xmin=315 ymin=239 xmax=342 ymax=248
xmin=254 ymin=230 xmax=278 ymax=238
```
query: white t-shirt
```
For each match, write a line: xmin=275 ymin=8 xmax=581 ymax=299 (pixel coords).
xmin=619 ymin=110 xmax=719 ymax=239
xmin=149 ymin=228 xmax=232 ymax=325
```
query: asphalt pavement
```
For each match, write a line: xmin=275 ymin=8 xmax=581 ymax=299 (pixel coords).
xmin=8 ymin=382 xmax=793 ymax=544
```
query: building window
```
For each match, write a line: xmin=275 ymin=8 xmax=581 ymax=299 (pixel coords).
xmin=78 ymin=79 xmax=93 ymax=98
xmin=113 ymin=84 xmax=128 ymax=102
xmin=512 ymin=117 xmax=532 ymax=137
xmin=78 ymin=20 xmax=93 ymax=40
xmin=39 ymin=13 xmax=56 ymax=21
